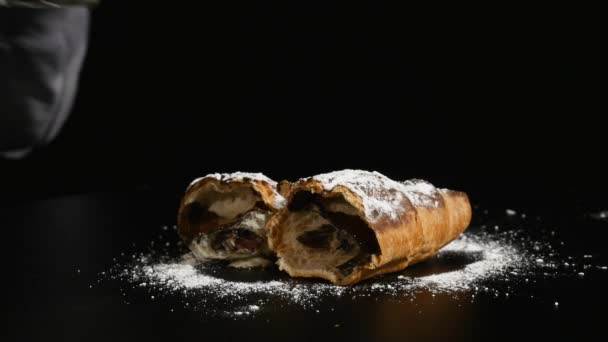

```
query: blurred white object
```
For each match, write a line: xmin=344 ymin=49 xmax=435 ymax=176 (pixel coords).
xmin=0 ymin=7 xmax=90 ymax=158
xmin=1 ymin=0 xmax=98 ymax=8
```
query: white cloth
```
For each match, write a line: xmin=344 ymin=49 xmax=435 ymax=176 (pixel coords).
xmin=0 ymin=8 xmax=89 ymax=157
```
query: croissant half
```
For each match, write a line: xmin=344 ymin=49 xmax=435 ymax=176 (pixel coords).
xmin=267 ymin=170 xmax=472 ymax=285
xmin=177 ymin=172 xmax=286 ymax=268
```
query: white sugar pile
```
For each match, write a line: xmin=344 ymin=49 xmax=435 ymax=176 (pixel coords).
xmin=411 ymin=235 xmax=522 ymax=292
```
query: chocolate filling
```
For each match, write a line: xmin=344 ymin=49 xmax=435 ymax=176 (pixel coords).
xmin=336 ymin=230 xmax=357 ymax=254
xmin=288 ymin=191 xmax=318 ymax=211
xmin=255 ymin=201 xmax=271 ymax=211
xmin=184 ymin=199 xmax=269 ymax=238
xmin=323 ymin=211 xmax=380 ymax=255
xmin=337 ymin=253 xmax=372 ymax=275
xmin=290 ymin=191 xmax=381 ymax=276
xmin=297 ymin=224 xmax=336 ymax=249
xmin=211 ymin=227 xmax=264 ymax=252
xmin=187 ymin=202 xmax=219 ymax=225
xmin=182 ymin=202 xmax=221 ymax=238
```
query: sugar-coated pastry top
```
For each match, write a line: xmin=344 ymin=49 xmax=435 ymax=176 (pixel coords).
xmin=189 ymin=172 xmax=278 ymax=188
xmin=308 ymin=169 xmax=442 ymax=224
xmin=187 ymin=172 xmax=285 ymax=209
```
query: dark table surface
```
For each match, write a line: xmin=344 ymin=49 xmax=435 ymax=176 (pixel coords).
xmin=4 ymin=182 xmax=608 ymax=341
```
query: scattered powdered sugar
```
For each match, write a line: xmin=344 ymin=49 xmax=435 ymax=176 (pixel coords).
xmin=589 ymin=210 xmax=608 ymax=221
xmin=108 ymin=229 xmax=533 ymax=317
xmin=309 ymin=170 xmax=441 ymax=224
xmin=100 ymin=208 xmax=607 ymax=318
xmin=122 ymin=256 xmax=349 ymax=315
xmin=413 ymin=235 xmax=521 ymax=291
xmin=138 ymin=262 xmax=346 ymax=301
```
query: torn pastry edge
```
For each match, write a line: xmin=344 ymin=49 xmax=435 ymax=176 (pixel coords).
xmin=268 ymin=181 xmax=392 ymax=285
xmin=177 ymin=174 xmax=285 ymax=268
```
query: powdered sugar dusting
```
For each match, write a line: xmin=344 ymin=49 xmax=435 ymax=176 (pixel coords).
xmin=144 ymin=263 xmax=222 ymax=288
xmin=100 ymin=208 xmax=607 ymax=318
xmin=414 ymin=235 xmax=520 ymax=291
xmin=188 ymin=172 xmax=285 ymax=209
xmin=189 ymin=172 xmax=278 ymax=188
xmin=401 ymin=179 xmax=442 ymax=208
xmin=138 ymin=262 xmax=346 ymax=303
xmin=134 ymin=233 xmax=521 ymax=297
xmin=108 ymin=228 xmax=542 ymax=317
xmin=310 ymin=170 xmax=441 ymax=223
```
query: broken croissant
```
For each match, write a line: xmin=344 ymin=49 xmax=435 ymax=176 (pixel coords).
xmin=177 ymin=172 xmax=286 ymax=268
xmin=267 ymin=170 xmax=472 ymax=285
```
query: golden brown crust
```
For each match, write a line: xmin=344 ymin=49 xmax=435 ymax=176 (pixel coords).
xmin=177 ymin=174 xmax=285 ymax=241
xmin=277 ymin=180 xmax=293 ymax=198
xmin=342 ymin=190 xmax=471 ymax=285
xmin=267 ymin=176 xmax=472 ymax=286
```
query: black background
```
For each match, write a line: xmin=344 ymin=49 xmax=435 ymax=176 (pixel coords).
xmin=3 ymin=189 xmax=608 ymax=341
xmin=2 ymin=3 xmax=608 ymax=341
xmin=0 ymin=189 xmax=608 ymax=341
xmin=1 ymin=3 xmax=606 ymax=206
